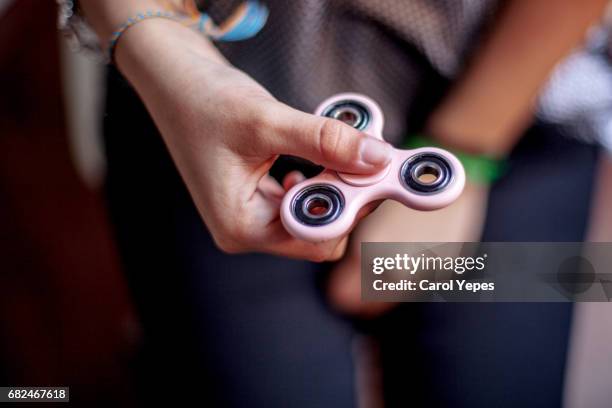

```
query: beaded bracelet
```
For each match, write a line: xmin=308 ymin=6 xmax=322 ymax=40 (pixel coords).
xmin=106 ymin=1 xmax=269 ymax=63
xmin=107 ymin=10 xmax=179 ymax=62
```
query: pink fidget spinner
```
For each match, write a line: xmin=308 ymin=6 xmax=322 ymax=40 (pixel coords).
xmin=280 ymin=93 xmax=466 ymax=242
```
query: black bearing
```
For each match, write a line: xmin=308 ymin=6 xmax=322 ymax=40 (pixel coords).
xmin=322 ymin=100 xmax=370 ymax=130
xmin=291 ymin=185 xmax=344 ymax=226
xmin=400 ymin=153 xmax=452 ymax=194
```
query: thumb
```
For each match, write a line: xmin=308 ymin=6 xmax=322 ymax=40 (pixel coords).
xmin=267 ymin=104 xmax=393 ymax=174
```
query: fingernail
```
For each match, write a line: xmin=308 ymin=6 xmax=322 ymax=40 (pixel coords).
xmin=360 ymin=137 xmax=392 ymax=166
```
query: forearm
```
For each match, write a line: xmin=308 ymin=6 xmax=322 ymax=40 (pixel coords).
xmin=75 ymin=1 xmax=392 ymax=260
xmin=427 ymin=0 xmax=608 ymax=157
xmin=115 ymin=19 xmax=227 ymax=98
xmin=78 ymin=1 xmax=236 ymax=189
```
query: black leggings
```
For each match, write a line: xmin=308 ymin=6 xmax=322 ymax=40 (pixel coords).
xmin=104 ymin=68 xmax=598 ymax=407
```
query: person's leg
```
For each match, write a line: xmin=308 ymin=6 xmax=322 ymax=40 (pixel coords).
xmin=378 ymin=123 xmax=598 ymax=407
xmin=103 ymin=69 xmax=356 ymax=407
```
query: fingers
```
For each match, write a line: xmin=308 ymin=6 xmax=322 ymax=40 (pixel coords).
xmin=251 ymin=222 xmax=348 ymax=262
xmin=257 ymin=174 xmax=285 ymax=204
xmin=282 ymin=171 xmax=306 ymax=191
xmin=253 ymin=171 xmax=305 ymax=208
xmin=266 ymin=239 xmax=348 ymax=262
xmin=264 ymin=104 xmax=393 ymax=175
xmin=210 ymin=183 xmax=350 ymax=262
xmin=327 ymin=236 xmax=349 ymax=261
xmin=210 ymin=97 xmax=391 ymax=259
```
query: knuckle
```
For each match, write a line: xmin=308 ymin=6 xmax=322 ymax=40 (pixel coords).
xmin=308 ymin=247 xmax=332 ymax=263
xmin=212 ymin=222 xmax=250 ymax=255
xmin=317 ymin=119 xmax=346 ymax=163
xmin=327 ymin=247 xmax=345 ymax=262
xmin=231 ymin=223 xmax=251 ymax=246
xmin=250 ymin=105 xmax=272 ymax=134
xmin=250 ymin=106 xmax=279 ymax=147
xmin=213 ymin=234 xmax=242 ymax=254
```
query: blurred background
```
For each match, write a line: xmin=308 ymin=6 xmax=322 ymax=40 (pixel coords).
xmin=2 ymin=1 xmax=612 ymax=407
xmin=0 ymin=0 xmax=138 ymax=405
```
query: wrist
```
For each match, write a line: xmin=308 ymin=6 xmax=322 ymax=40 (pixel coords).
xmin=113 ymin=18 xmax=232 ymax=146
xmin=78 ymin=0 xmax=163 ymax=44
xmin=120 ymin=17 xmax=225 ymax=64
xmin=425 ymin=106 xmax=524 ymax=158
xmin=115 ymin=17 xmax=227 ymax=86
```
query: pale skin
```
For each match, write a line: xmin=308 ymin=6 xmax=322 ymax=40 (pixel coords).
xmin=80 ymin=0 xmax=608 ymax=313
xmin=80 ymin=0 xmax=393 ymax=261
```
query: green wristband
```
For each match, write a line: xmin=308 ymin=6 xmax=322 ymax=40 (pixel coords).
xmin=403 ymin=134 xmax=506 ymax=185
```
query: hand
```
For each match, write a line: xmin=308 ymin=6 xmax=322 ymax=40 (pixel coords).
xmin=114 ymin=19 xmax=393 ymax=261
xmin=327 ymin=182 xmax=489 ymax=317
